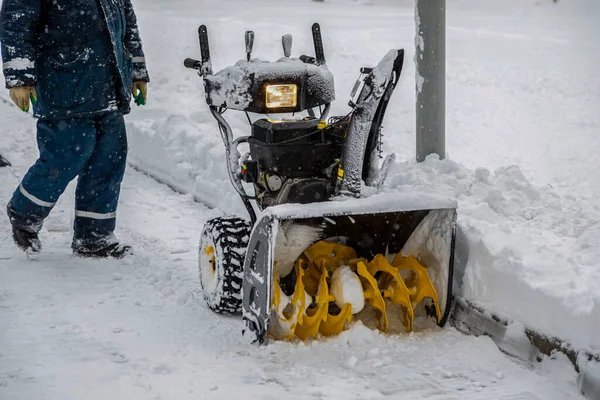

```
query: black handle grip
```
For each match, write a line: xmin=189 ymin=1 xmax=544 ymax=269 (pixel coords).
xmin=198 ymin=25 xmax=213 ymax=75
xmin=184 ymin=58 xmax=202 ymax=70
xmin=245 ymin=30 xmax=255 ymax=61
xmin=300 ymin=55 xmax=316 ymax=64
xmin=312 ymin=23 xmax=326 ymax=65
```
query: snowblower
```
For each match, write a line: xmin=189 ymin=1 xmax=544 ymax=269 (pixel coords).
xmin=184 ymin=24 xmax=457 ymax=344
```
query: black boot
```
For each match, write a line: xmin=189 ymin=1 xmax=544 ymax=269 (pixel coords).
xmin=11 ymin=224 xmax=42 ymax=254
xmin=7 ymin=203 xmax=42 ymax=254
xmin=72 ymin=242 xmax=132 ymax=259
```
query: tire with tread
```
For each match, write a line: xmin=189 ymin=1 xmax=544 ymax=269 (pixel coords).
xmin=199 ymin=216 xmax=251 ymax=314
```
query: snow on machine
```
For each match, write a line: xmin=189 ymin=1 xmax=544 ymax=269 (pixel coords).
xmin=184 ymin=24 xmax=457 ymax=344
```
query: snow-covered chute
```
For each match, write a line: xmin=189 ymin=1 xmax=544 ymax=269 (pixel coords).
xmin=184 ymin=23 xmax=457 ymax=343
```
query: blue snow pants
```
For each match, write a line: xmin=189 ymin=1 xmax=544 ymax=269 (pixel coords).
xmin=8 ymin=111 xmax=127 ymax=246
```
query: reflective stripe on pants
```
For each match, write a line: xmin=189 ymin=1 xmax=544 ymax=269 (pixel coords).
xmin=9 ymin=111 xmax=127 ymax=241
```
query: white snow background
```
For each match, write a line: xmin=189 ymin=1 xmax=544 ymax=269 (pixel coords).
xmin=1 ymin=0 xmax=599 ymax=398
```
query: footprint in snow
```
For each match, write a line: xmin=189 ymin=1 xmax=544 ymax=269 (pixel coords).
xmin=151 ymin=363 xmax=175 ymax=374
xmin=110 ymin=351 xmax=129 ymax=364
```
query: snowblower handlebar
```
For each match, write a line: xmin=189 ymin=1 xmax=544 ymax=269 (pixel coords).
xmin=312 ymin=23 xmax=326 ymax=65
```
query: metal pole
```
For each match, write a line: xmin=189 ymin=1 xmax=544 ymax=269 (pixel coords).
xmin=415 ymin=0 xmax=446 ymax=162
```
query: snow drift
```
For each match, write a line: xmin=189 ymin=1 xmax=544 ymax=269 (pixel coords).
xmin=382 ymin=156 xmax=600 ymax=353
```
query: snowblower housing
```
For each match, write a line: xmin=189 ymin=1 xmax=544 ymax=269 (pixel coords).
xmin=203 ymin=59 xmax=335 ymax=113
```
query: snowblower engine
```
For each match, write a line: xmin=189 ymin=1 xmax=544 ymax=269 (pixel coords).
xmin=185 ymin=24 xmax=457 ymax=344
xmin=243 ymin=117 xmax=345 ymax=208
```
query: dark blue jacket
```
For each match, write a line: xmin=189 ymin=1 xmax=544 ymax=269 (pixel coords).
xmin=0 ymin=0 xmax=149 ymax=119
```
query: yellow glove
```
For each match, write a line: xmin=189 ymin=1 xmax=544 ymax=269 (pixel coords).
xmin=9 ymin=86 xmax=37 ymax=112
xmin=132 ymin=81 xmax=147 ymax=106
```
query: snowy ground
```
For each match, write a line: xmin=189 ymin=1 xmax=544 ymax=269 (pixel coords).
xmin=1 ymin=0 xmax=599 ymax=398
xmin=0 ymin=100 xmax=586 ymax=399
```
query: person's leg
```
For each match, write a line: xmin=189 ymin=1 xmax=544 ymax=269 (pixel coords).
xmin=72 ymin=111 xmax=129 ymax=257
xmin=7 ymin=117 xmax=96 ymax=252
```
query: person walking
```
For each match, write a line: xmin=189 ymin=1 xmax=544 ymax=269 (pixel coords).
xmin=0 ymin=0 xmax=149 ymax=258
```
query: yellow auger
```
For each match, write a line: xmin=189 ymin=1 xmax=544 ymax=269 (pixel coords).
xmin=270 ymin=240 xmax=442 ymax=340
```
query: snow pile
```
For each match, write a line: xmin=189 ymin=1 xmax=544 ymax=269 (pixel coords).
xmin=331 ymin=265 xmax=365 ymax=313
xmin=382 ymin=155 xmax=600 ymax=353
xmin=126 ymin=113 xmax=245 ymax=213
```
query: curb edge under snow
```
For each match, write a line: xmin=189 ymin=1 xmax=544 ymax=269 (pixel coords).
xmin=451 ymin=298 xmax=600 ymax=400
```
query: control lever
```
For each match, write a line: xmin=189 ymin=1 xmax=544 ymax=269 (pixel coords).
xmin=282 ymin=34 xmax=293 ymax=58
xmin=245 ymin=30 xmax=255 ymax=61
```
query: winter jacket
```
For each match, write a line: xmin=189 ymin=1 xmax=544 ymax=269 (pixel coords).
xmin=0 ymin=0 xmax=150 ymax=119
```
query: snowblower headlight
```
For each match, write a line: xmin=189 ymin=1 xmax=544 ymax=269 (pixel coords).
xmin=265 ymin=84 xmax=298 ymax=109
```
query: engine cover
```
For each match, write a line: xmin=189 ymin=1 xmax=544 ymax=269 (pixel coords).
xmin=249 ymin=118 xmax=335 ymax=178
xmin=251 ymin=118 xmax=321 ymax=143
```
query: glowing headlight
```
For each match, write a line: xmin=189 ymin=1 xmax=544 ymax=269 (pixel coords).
xmin=265 ymin=84 xmax=298 ymax=108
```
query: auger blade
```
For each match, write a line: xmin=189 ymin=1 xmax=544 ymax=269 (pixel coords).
xmin=356 ymin=261 xmax=388 ymax=332
xmin=269 ymin=269 xmax=307 ymax=340
xmin=392 ymin=254 xmax=442 ymax=323
xmin=295 ymin=267 xmax=329 ymax=340
xmin=369 ymin=255 xmax=414 ymax=332
xmin=299 ymin=254 xmax=321 ymax=297
xmin=319 ymin=303 xmax=353 ymax=337
xmin=303 ymin=241 xmax=358 ymax=274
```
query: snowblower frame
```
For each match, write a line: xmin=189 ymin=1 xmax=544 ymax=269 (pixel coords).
xmin=185 ymin=23 xmax=457 ymax=344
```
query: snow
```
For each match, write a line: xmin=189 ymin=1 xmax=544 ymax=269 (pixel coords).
xmin=274 ymin=221 xmax=322 ymax=278
xmin=382 ymin=155 xmax=600 ymax=352
xmin=1 ymin=0 xmax=599 ymax=398
xmin=267 ymin=192 xmax=455 ymax=219
xmin=204 ymin=62 xmax=253 ymax=109
xmin=331 ymin=265 xmax=365 ymax=313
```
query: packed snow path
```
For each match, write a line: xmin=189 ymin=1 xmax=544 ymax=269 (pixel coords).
xmin=0 ymin=101 xmax=584 ymax=399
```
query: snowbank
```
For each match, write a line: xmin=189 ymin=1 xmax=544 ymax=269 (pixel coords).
xmin=126 ymin=114 xmax=245 ymax=213
xmin=382 ymin=156 xmax=600 ymax=353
